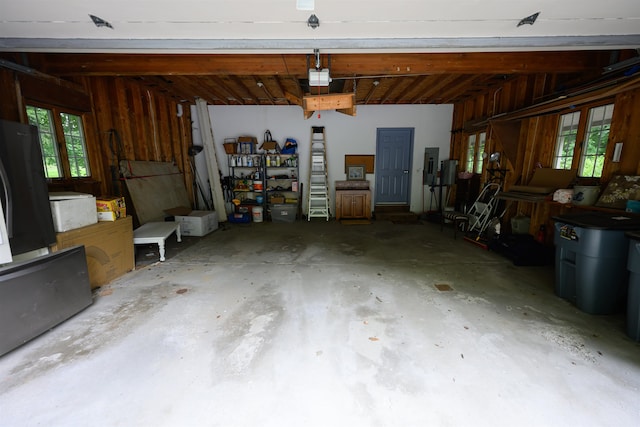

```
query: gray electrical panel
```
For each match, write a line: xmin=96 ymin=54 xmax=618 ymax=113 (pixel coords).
xmin=423 ymin=147 xmax=439 ymax=185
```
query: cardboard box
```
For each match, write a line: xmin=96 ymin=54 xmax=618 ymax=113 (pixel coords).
xmin=270 ymin=196 xmax=285 ymax=204
xmin=54 ymin=216 xmax=134 ymax=289
xmin=97 ymin=211 xmax=118 ymax=221
xmin=238 ymin=136 xmax=257 ymax=154
xmin=49 ymin=192 xmax=98 ymax=232
xmin=96 ymin=196 xmax=126 ymax=220
xmin=259 ymin=141 xmax=280 ymax=153
xmin=174 ymin=210 xmax=218 ymax=236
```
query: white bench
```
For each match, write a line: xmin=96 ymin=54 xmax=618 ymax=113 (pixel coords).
xmin=133 ymin=222 xmax=181 ymax=262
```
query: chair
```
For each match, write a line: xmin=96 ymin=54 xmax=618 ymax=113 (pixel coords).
xmin=441 ymin=211 xmax=470 ymax=239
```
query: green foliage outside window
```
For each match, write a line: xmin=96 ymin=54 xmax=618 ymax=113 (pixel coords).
xmin=26 ymin=105 xmax=90 ymax=179
xmin=466 ymin=134 xmax=476 ymax=173
xmin=579 ymin=104 xmax=614 ymax=178
xmin=60 ymin=113 xmax=90 ymax=177
xmin=26 ymin=106 xmax=62 ymax=178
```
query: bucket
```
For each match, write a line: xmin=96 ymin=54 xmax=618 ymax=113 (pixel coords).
xmin=253 ymin=180 xmax=263 ymax=191
xmin=572 ymin=186 xmax=600 ymax=206
xmin=252 ymin=206 xmax=264 ymax=222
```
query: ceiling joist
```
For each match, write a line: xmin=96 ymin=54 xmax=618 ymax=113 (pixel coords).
xmin=27 ymin=52 xmax=611 ymax=77
xmin=1 ymin=49 xmax=634 ymax=108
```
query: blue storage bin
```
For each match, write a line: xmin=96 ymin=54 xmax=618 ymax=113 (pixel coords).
xmin=227 ymin=212 xmax=251 ymax=223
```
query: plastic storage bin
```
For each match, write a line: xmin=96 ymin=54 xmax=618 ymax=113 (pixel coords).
xmin=510 ymin=215 xmax=531 ymax=234
xmin=553 ymin=212 xmax=640 ymax=315
xmin=271 ymin=204 xmax=296 ymax=223
xmin=626 ymin=231 xmax=640 ymax=341
xmin=49 ymin=192 xmax=98 ymax=232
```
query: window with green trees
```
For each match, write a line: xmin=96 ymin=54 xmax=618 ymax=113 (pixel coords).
xmin=579 ymin=104 xmax=614 ymax=178
xmin=465 ymin=131 xmax=486 ymax=173
xmin=553 ymin=111 xmax=580 ymax=170
xmin=552 ymin=102 xmax=614 ymax=178
xmin=26 ymin=105 xmax=91 ymax=179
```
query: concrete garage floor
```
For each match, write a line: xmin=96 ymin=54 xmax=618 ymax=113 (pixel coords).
xmin=1 ymin=219 xmax=639 ymax=426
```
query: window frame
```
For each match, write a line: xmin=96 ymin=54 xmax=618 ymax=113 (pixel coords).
xmin=552 ymin=100 xmax=615 ymax=178
xmin=25 ymin=103 xmax=92 ymax=180
xmin=465 ymin=130 xmax=487 ymax=174
xmin=553 ymin=111 xmax=581 ymax=170
xmin=578 ymin=103 xmax=615 ymax=179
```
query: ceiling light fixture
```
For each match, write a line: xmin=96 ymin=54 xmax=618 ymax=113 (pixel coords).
xmin=256 ymin=81 xmax=274 ymax=104
xmin=89 ymin=14 xmax=113 ymax=29
xmin=364 ymin=80 xmax=380 ymax=104
xmin=517 ymin=12 xmax=540 ymax=27
xmin=307 ymin=14 xmax=320 ymax=29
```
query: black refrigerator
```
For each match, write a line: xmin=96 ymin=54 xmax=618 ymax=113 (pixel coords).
xmin=0 ymin=119 xmax=92 ymax=356
xmin=0 ymin=119 xmax=56 ymax=255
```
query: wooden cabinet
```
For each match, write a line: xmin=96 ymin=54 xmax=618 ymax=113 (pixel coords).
xmin=336 ymin=189 xmax=371 ymax=220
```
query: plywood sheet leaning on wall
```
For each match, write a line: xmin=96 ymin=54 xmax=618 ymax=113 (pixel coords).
xmin=120 ymin=160 xmax=191 ymax=224
xmin=195 ymin=98 xmax=227 ymax=222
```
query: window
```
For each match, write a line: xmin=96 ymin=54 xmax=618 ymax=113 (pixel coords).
xmin=26 ymin=105 xmax=91 ymax=179
xmin=465 ymin=131 xmax=486 ymax=173
xmin=465 ymin=134 xmax=476 ymax=173
xmin=552 ymin=102 xmax=614 ymax=178
xmin=553 ymin=111 xmax=580 ymax=170
xmin=579 ymin=104 xmax=614 ymax=178
xmin=474 ymin=132 xmax=486 ymax=174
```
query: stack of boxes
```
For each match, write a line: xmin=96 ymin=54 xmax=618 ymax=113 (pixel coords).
xmin=50 ymin=193 xmax=132 ymax=290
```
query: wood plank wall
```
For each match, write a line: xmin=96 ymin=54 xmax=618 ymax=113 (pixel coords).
xmin=450 ymin=74 xmax=640 ymax=241
xmin=83 ymin=76 xmax=194 ymax=200
xmin=0 ymin=71 xmax=195 ymax=210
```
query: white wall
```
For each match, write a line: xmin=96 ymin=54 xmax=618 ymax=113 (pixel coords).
xmin=193 ymin=104 xmax=453 ymax=215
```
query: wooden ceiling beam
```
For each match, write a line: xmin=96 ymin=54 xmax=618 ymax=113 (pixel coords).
xmin=427 ymin=75 xmax=471 ymax=104
xmin=391 ymin=76 xmax=423 ymax=104
xmin=209 ymin=76 xmax=246 ymax=105
xmin=230 ymin=75 xmax=258 ymax=104
xmin=271 ymin=76 xmax=288 ymax=104
xmin=27 ymin=51 xmax=610 ymax=77
xmin=171 ymin=75 xmax=228 ymax=105
xmin=191 ymin=77 xmax=231 ymax=105
xmin=379 ymin=77 xmax=408 ymax=104
xmin=410 ymin=74 xmax=456 ymax=103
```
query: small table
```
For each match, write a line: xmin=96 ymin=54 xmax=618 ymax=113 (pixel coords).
xmin=133 ymin=222 xmax=181 ymax=262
